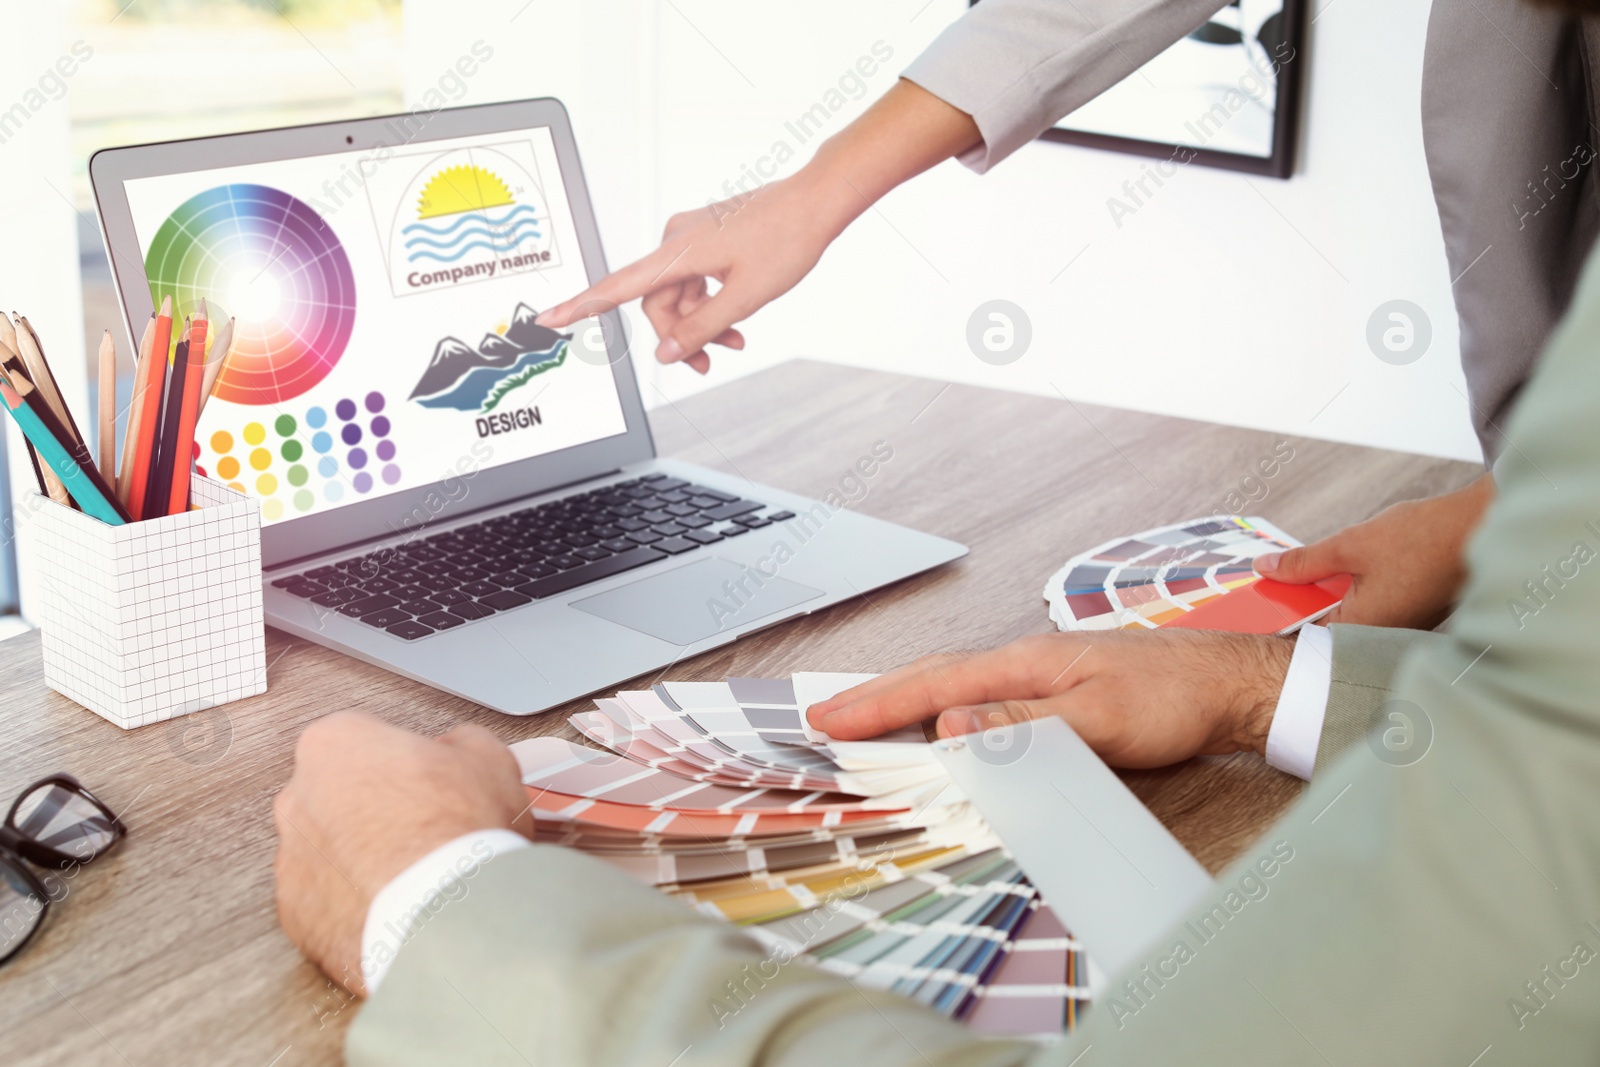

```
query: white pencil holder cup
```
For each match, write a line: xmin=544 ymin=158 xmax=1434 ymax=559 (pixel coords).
xmin=25 ymin=474 xmax=267 ymax=729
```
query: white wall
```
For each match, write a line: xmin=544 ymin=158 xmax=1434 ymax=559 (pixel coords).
xmin=404 ymin=0 xmax=1478 ymax=463
xmin=0 ymin=3 xmax=90 ymax=616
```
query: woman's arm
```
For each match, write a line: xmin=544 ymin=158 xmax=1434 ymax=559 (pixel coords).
xmin=537 ymin=79 xmax=978 ymax=373
xmin=537 ymin=0 xmax=1231 ymax=372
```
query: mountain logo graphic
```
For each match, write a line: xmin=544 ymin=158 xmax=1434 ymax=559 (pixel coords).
xmin=409 ymin=302 xmax=570 ymax=413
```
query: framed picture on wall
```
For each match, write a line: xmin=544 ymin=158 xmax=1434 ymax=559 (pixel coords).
xmin=970 ymin=0 xmax=1306 ymax=178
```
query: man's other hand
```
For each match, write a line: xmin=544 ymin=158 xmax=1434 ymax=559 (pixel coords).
xmin=1254 ymin=473 xmax=1494 ymax=629
xmin=806 ymin=629 xmax=1294 ymax=769
xmin=273 ymin=713 xmax=531 ymax=996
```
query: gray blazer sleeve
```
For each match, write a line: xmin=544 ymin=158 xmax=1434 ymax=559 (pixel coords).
xmin=1314 ymin=623 xmax=1448 ymax=776
xmin=901 ymin=0 xmax=1230 ymax=172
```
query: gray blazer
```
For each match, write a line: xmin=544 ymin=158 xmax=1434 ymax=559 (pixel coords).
xmin=904 ymin=0 xmax=1600 ymax=462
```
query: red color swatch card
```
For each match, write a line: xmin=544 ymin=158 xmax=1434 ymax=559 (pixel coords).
xmin=1160 ymin=574 xmax=1351 ymax=635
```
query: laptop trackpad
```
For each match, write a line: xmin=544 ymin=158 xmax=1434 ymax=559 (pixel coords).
xmin=571 ymin=557 xmax=823 ymax=645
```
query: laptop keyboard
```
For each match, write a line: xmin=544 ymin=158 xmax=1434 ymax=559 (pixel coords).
xmin=269 ymin=474 xmax=796 ymax=640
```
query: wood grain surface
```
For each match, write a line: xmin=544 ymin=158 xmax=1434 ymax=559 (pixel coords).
xmin=0 ymin=360 xmax=1480 ymax=1066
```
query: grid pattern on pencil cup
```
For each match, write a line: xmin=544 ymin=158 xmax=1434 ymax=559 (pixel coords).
xmin=28 ymin=474 xmax=267 ymax=729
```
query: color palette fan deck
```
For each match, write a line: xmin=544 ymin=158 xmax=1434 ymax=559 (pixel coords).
xmin=517 ymin=673 xmax=1093 ymax=1040
xmin=1044 ymin=516 xmax=1322 ymax=631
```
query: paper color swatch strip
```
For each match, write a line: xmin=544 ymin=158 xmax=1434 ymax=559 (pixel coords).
xmin=1160 ymin=573 xmax=1350 ymax=634
xmin=516 ymin=673 xmax=1092 ymax=1041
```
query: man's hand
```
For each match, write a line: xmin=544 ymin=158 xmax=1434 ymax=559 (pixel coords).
xmin=1254 ymin=473 xmax=1494 ymax=629
xmin=273 ymin=712 xmax=532 ymax=996
xmin=806 ymin=629 xmax=1295 ymax=768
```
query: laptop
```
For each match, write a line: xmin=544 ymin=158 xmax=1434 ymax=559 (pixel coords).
xmin=88 ymin=98 xmax=966 ymax=715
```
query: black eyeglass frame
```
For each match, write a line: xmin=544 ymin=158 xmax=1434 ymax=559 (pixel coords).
xmin=0 ymin=773 xmax=127 ymax=966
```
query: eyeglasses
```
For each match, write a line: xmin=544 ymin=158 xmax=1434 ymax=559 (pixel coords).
xmin=0 ymin=774 xmax=127 ymax=965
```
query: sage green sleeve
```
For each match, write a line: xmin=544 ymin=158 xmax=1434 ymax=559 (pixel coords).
xmin=1314 ymin=624 xmax=1447 ymax=775
xmin=347 ymin=844 xmax=1046 ymax=1067
xmin=1050 ymin=238 xmax=1600 ymax=1062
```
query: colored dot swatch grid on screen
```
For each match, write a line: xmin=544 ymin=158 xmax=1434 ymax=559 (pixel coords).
xmin=144 ymin=183 xmax=356 ymax=405
xmin=202 ymin=392 xmax=400 ymax=522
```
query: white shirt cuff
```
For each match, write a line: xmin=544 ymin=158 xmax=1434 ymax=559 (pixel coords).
xmin=1264 ymin=624 xmax=1334 ymax=780
xmin=360 ymin=828 xmax=532 ymax=993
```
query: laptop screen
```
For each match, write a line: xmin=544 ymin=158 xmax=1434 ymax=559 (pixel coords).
xmin=119 ymin=126 xmax=628 ymax=526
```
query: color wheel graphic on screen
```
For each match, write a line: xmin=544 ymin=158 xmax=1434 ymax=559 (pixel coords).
xmin=143 ymin=183 xmax=356 ymax=405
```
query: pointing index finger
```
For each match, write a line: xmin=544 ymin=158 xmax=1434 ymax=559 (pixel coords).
xmin=537 ymin=241 xmax=697 ymax=328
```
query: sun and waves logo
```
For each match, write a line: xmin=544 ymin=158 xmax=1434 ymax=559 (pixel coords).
xmin=375 ymin=145 xmax=561 ymax=297
xmin=405 ymin=165 xmax=543 ymax=265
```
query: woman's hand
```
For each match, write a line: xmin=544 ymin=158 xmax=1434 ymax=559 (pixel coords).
xmin=538 ymin=172 xmax=844 ymax=374
xmin=537 ymin=79 xmax=980 ymax=373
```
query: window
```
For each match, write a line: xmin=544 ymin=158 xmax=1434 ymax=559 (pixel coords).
xmin=0 ymin=0 xmax=405 ymax=631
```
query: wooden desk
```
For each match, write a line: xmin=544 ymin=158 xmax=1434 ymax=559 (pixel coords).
xmin=0 ymin=361 xmax=1479 ymax=1065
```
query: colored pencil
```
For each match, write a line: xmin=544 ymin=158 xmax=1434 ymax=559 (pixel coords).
xmin=0 ymin=365 xmax=128 ymax=525
xmin=0 ymin=335 xmax=49 ymax=493
xmin=11 ymin=313 xmax=81 ymax=509
xmin=163 ymin=303 xmax=208 ymax=516
xmin=0 ymin=338 xmax=66 ymax=504
xmin=97 ymin=330 xmax=116 ymax=490
xmin=20 ymin=432 xmax=49 ymax=497
xmin=197 ymin=316 xmax=234 ymax=418
xmin=125 ymin=297 xmax=172 ymax=521
xmin=133 ymin=300 xmax=176 ymax=521
xmin=13 ymin=313 xmax=87 ymax=455
xmin=144 ymin=316 xmax=189 ymax=520
xmin=117 ymin=313 xmax=156 ymax=508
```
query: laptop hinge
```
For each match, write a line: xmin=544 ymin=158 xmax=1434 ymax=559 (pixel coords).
xmin=263 ymin=466 xmax=627 ymax=573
